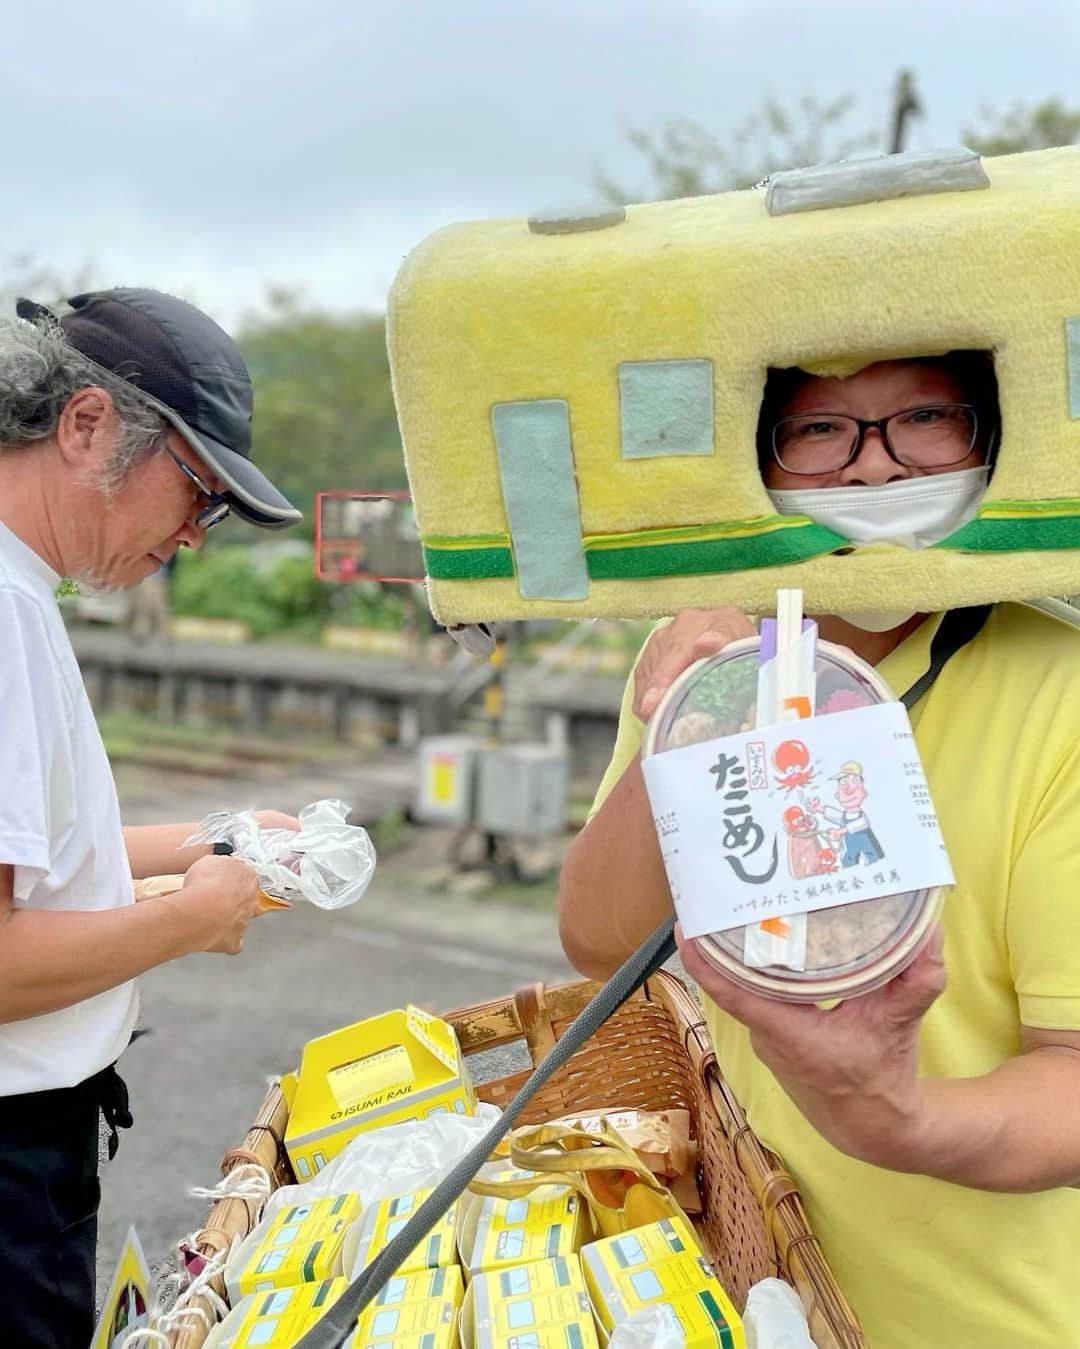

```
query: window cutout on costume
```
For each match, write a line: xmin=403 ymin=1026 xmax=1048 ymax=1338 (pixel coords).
xmin=618 ymin=359 xmax=715 ymax=459
xmin=491 ymin=399 xmax=589 ymax=602
xmin=1067 ymin=318 xmax=1080 ymax=419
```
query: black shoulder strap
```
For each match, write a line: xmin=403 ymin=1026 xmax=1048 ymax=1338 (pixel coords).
xmin=296 ymin=606 xmax=991 ymax=1347
xmin=900 ymin=605 xmax=992 ymax=710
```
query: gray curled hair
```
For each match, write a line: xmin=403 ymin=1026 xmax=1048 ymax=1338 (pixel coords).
xmin=0 ymin=312 xmax=168 ymax=494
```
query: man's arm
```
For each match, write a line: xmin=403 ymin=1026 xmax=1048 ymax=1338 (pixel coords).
xmin=680 ymin=929 xmax=1080 ymax=1194
xmin=559 ymin=754 xmax=673 ymax=980
xmin=559 ymin=608 xmax=756 ymax=980
xmin=899 ymin=1025 xmax=1080 ymax=1191
xmin=123 ymin=810 xmax=301 ymax=880
xmin=123 ymin=822 xmax=208 ymax=880
xmin=0 ymin=855 xmax=262 ymax=1024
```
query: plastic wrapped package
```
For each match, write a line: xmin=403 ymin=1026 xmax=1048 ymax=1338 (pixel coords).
xmin=261 ymin=1104 xmax=501 ymax=1224
xmin=608 ymin=1306 xmax=687 ymax=1349
xmin=184 ymin=798 xmax=376 ymax=909
xmin=603 ymin=1279 xmax=812 ymax=1348
xmin=222 ymin=1106 xmax=502 ymax=1301
xmin=743 ymin=1279 xmax=818 ymax=1349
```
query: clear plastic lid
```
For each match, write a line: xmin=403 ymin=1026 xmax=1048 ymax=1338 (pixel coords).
xmin=643 ymin=638 xmax=938 ymax=995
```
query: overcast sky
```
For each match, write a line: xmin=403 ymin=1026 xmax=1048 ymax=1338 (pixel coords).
xmin=5 ymin=0 xmax=1075 ymax=325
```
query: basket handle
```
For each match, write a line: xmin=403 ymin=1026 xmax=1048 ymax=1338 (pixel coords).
xmin=513 ymin=982 xmax=558 ymax=1061
xmin=221 ymin=1146 xmax=267 ymax=1175
xmin=757 ymin=1170 xmax=801 ymax=1230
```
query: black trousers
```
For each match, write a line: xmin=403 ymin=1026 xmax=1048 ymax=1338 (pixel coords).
xmin=0 ymin=1065 xmax=131 ymax=1349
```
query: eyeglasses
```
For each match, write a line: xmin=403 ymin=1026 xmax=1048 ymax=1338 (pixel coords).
xmin=771 ymin=403 xmax=980 ymax=477
xmin=162 ymin=444 xmax=231 ymax=529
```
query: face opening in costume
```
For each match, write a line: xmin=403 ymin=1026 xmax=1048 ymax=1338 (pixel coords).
xmin=755 ymin=353 xmax=1000 ymax=627
xmin=758 ymin=352 xmax=999 ymax=493
xmin=760 ymin=353 xmax=1003 ymax=547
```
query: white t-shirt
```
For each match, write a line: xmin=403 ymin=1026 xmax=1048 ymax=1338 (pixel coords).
xmin=0 ymin=522 xmax=138 ymax=1093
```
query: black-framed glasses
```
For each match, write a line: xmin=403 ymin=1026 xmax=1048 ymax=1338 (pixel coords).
xmin=771 ymin=403 xmax=980 ymax=476
xmin=162 ymin=444 xmax=231 ymax=529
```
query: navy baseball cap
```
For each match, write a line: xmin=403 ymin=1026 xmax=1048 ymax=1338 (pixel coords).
xmin=16 ymin=288 xmax=301 ymax=529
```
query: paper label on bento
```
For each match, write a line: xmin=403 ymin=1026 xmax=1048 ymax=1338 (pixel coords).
xmin=642 ymin=700 xmax=954 ymax=940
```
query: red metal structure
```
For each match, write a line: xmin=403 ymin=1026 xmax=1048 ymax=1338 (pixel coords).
xmin=314 ymin=490 xmax=424 ymax=584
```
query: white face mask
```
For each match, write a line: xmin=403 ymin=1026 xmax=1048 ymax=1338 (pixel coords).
xmin=767 ymin=465 xmax=990 ymax=551
xmin=834 ymin=606 xmax=922 ymax=633
xmin=767 ymin=465 xmax=992 ymax=632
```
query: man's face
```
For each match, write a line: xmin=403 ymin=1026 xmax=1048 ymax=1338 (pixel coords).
xmin=762 ymin=360 xmax=987 ymax=492
xmin=75 ymin=423 xmax=224 ymax=589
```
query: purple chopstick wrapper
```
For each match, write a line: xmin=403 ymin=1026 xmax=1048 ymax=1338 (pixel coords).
xmin=758 ymin=617 xmax=815 ymax=664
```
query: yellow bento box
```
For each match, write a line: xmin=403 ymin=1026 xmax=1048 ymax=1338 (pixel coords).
xmin=462 ymin=1256 xmax=599 ymax=1349
xmin=208 ymin=1277 xmax=347 ymax=1348
xmin=459 ymin=1176 xmax=588 ymax=1277
xmin=345 ymin=1189 xmax=460 ymax=1280
xmin=226 ymin=1193 xmax=362 ymax=1303
xmin=350 ymin=1264 xmax=464 ymax=1348
xmin=581 ymin=1217 xmax=744 ymax=1348
xmin=283 ymin=1006 xmax=477 ymax=1179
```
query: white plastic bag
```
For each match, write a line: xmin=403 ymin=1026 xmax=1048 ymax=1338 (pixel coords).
xmin=609 ymin=1306 xmax=686 ymax=1348
xmin=223 ymin=1105 xmax=501 ymax=1289
xmin=744 ymin=1278 xmax=819 ymax=1349
xmin=184 ymin=798 xmax=376 ymax=909
xmin=606 ymin=1278 xmax=818 ymax=1349
xmin=284 ymin=1101 xmax=502 ymax=1208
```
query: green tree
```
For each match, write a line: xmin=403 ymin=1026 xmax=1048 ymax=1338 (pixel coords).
xmin=0 ymin=259 xmax=50 ymax=315
xmin=596 ymin=94 xmax=876 ymax=203
xmin=965 ymin=98 xmax=1080 ymax=156
xmin=237 ymin=293 xmax=406 ymax=532
xmin=171 ymin=544 xmax=342 ymax=639
xmin=0 ymin=257 xmax=98 ymax=315
xmin=598 ymin=86 xmax=1080 ymax=206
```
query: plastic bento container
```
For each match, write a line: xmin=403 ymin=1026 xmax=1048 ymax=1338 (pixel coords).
xmin=641 ymin=636 xmax=944 ymax=1002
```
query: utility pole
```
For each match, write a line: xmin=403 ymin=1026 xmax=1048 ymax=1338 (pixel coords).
xmin=890 ymin=70 xmax=923 ymax=154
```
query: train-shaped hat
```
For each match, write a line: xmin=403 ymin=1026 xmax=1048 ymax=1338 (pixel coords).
xmin=388 ymin=145 xmax=1080 ymax=623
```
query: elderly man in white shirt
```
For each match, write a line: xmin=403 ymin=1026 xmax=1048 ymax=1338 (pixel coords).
xmin=0 ymin=289 xmax=302 ymax=1346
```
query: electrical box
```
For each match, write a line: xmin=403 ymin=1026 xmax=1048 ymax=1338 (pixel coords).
xmin=475 ymin=745 xmax=569 ymax=839
xmin=415 ymin=736 xmax=482 ymax=826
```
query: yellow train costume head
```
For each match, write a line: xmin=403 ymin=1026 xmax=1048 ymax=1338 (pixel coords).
xmin=387 ymin=145 xmax=1080 ymax=624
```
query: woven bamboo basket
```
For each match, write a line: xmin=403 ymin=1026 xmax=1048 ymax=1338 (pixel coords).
xmin=166 ymin=972 xmax=866 ymax=1348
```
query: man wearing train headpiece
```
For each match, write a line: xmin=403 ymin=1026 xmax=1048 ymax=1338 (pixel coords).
xmin=388 ymin=146 xmax=1080 ymax=1347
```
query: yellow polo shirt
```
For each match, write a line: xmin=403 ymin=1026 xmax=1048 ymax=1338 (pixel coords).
xmin=590 ymin=602 xmax=1080 ymax=1348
